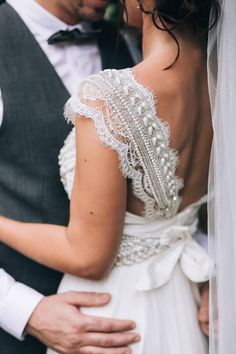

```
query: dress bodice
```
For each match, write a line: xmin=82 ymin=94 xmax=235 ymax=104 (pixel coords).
xmin=59 ymin=68 xmax=183 ymax=220
xmin=59 ymin=68 xmax=212 ymax=281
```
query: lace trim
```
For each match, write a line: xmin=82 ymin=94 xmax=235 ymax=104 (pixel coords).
xmin=64 ymin=95 xmax=140 ymax=181
xmin=58 ymin=128 xmax=76 ymax=199
xmin=63 ymin=68 xmax=183 ymax=219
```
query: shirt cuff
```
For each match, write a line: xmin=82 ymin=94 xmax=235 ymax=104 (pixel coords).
xmin=0 ymin=281 xmax=44 ymax=340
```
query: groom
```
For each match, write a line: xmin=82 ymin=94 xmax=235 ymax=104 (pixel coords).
xmin=0 ymin=0 xmax=138 ymax=353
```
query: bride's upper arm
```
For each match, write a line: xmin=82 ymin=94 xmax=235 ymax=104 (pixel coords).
xmin=66 ymin=113 xmax=127 ymax=279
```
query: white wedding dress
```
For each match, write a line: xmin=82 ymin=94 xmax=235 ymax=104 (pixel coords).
xmin=47 ymin=68 xmax=212 ymax=354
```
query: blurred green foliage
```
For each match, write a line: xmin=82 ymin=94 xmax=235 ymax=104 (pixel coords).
xmin=105 ymin=2 xmax=121 ymax=25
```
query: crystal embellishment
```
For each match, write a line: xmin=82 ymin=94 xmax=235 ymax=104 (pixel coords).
xmin=62 ymin=68 xmax=183 ymax=219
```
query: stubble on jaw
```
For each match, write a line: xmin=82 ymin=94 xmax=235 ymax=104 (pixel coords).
xmin=73 ymin=0 xmax=108 ymax=23
xmin=36 ymin=0 xmax=108 ymax=25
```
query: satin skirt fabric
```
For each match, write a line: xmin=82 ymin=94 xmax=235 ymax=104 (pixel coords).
xmin=47 ymin=205 xmax=209 ymax=354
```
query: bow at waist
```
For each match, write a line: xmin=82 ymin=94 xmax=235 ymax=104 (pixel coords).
xmin=134 ymin=225 xmax=213 ymax=291
xmin=114 ymin=209 xmax=213 ymax=291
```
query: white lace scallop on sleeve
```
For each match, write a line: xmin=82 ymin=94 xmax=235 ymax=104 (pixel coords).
xmin=64 ymin=70 xmax=131 ymax=165
xmin=61 ymin=68 xmax=183 ymax=220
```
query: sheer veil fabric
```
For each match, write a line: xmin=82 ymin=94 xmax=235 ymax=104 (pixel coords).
xmin=208 ymin=0 xmax=236 ymax=353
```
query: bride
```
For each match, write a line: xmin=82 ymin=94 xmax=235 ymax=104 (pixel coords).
xmin=0 ymin=0 xmax=220 ymax=353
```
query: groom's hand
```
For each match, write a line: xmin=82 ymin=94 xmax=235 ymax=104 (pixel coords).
xmin=26 ymin=291 xmax=139 ymax=354
xmin=198 ymin=282 xmax=209 ymax=336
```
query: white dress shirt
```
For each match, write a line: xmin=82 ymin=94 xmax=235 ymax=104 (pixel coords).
xmin=0 ymin=0 xmax=102 ymax=127
xmin=0 ymin=0 xmax=102 ymax=340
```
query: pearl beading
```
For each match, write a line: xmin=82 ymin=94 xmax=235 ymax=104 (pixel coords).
xmin=114 ymin=228 xmax=188 ymax=266
xmin=63 ymin=68 xmax=183 ymax=219
xmin=114 ymin=233 xmax=166 ymax=266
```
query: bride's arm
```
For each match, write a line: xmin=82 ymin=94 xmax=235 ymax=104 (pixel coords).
xmin=0 ymin=116 xmax=127 ymax=280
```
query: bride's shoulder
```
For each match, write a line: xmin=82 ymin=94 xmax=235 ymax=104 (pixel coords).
xmin=86 ymin=68 xmax=130 ymax=83
xmin=65 ymin=68 xmax=137 ymax=123
xmin=64 ymin=68 xmax=133 ymax=125
xmin=77 ymin=68 xmax=133 ymax=99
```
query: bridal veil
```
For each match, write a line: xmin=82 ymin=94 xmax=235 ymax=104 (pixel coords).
xmin=208 ymin=0 xmax=236 ymax=353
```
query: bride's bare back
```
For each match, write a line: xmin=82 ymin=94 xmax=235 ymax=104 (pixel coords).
xmin=127 ymin=45 xmax=212 ymax=215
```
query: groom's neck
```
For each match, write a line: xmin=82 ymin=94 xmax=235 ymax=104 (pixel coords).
xmin=36 ymin=0 xmax=82 ymax=25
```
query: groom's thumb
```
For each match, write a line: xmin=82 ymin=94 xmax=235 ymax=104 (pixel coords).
xmin=60 ymin=291 xmax=111 ymax=307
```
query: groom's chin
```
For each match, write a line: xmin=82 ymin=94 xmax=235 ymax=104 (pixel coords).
xmin=76 ymin=1 xmax=110 ymax=23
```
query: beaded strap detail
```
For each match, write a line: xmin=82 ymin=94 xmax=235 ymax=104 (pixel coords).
xmin=63 ymin=68 xmax=183 ymax=219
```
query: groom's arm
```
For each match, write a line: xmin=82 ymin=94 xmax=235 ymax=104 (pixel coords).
xmin=0 ymin=269 xmax=138 ymax=353
xmin=196 ymin=203 xmax=208 ymax=250
xmin=194 ymin=203 xmax=208 ymax=251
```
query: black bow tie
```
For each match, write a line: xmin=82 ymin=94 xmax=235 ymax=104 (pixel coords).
xmin=47 ymin=28 xmax=102 ymax=45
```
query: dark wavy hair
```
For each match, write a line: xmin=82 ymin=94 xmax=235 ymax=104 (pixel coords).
xmin=141 ymin=0 xmax=221 ymax=30
xmin=123 ymin=0 xmax=220 ymax=68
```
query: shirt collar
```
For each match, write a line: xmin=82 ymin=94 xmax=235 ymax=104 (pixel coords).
xmin=6 ymin=0 xmax=91 ymax=41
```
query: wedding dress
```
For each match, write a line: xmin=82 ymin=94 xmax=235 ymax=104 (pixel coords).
xmin=47 ymin=68 xmax=212 ymax=354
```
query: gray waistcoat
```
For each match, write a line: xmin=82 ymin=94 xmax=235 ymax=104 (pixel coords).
xmin=0 ymin=3 xmax=71 ymax=293
xmin=0 ymin=3 xmax=134 ymax=353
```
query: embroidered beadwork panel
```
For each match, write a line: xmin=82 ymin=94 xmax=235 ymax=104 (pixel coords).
xmin=64 ymin=68 xmax=183 ymax=219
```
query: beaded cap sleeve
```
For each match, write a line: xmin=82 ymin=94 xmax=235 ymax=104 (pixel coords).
xmin=64 ymin=68 xmax=183 ymax=219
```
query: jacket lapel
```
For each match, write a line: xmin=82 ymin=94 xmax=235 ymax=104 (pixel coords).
xmin=94 ymin=20 xmax=135 ymax=70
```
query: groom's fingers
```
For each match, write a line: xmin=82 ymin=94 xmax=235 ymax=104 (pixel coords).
xmin=79 ymin=332 xmax=140 ymax=347
xmin=61 ymin=291 xmax=136 ymax=333
xmin=199 ymin=321 xmax=209 ymax=336
xmin=79 ymin=346 xmax=132 ymax=354
xmin=198 ymin=283 xmax=209 ymax=336
xmin=61 ymin=291 xmax=112 ymax=307
xmin=82 ymin=314 xmax=136 ymax=333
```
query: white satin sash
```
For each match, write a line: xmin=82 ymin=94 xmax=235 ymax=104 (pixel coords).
xmin=122 ymin=196 xmax=213 ymax=291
